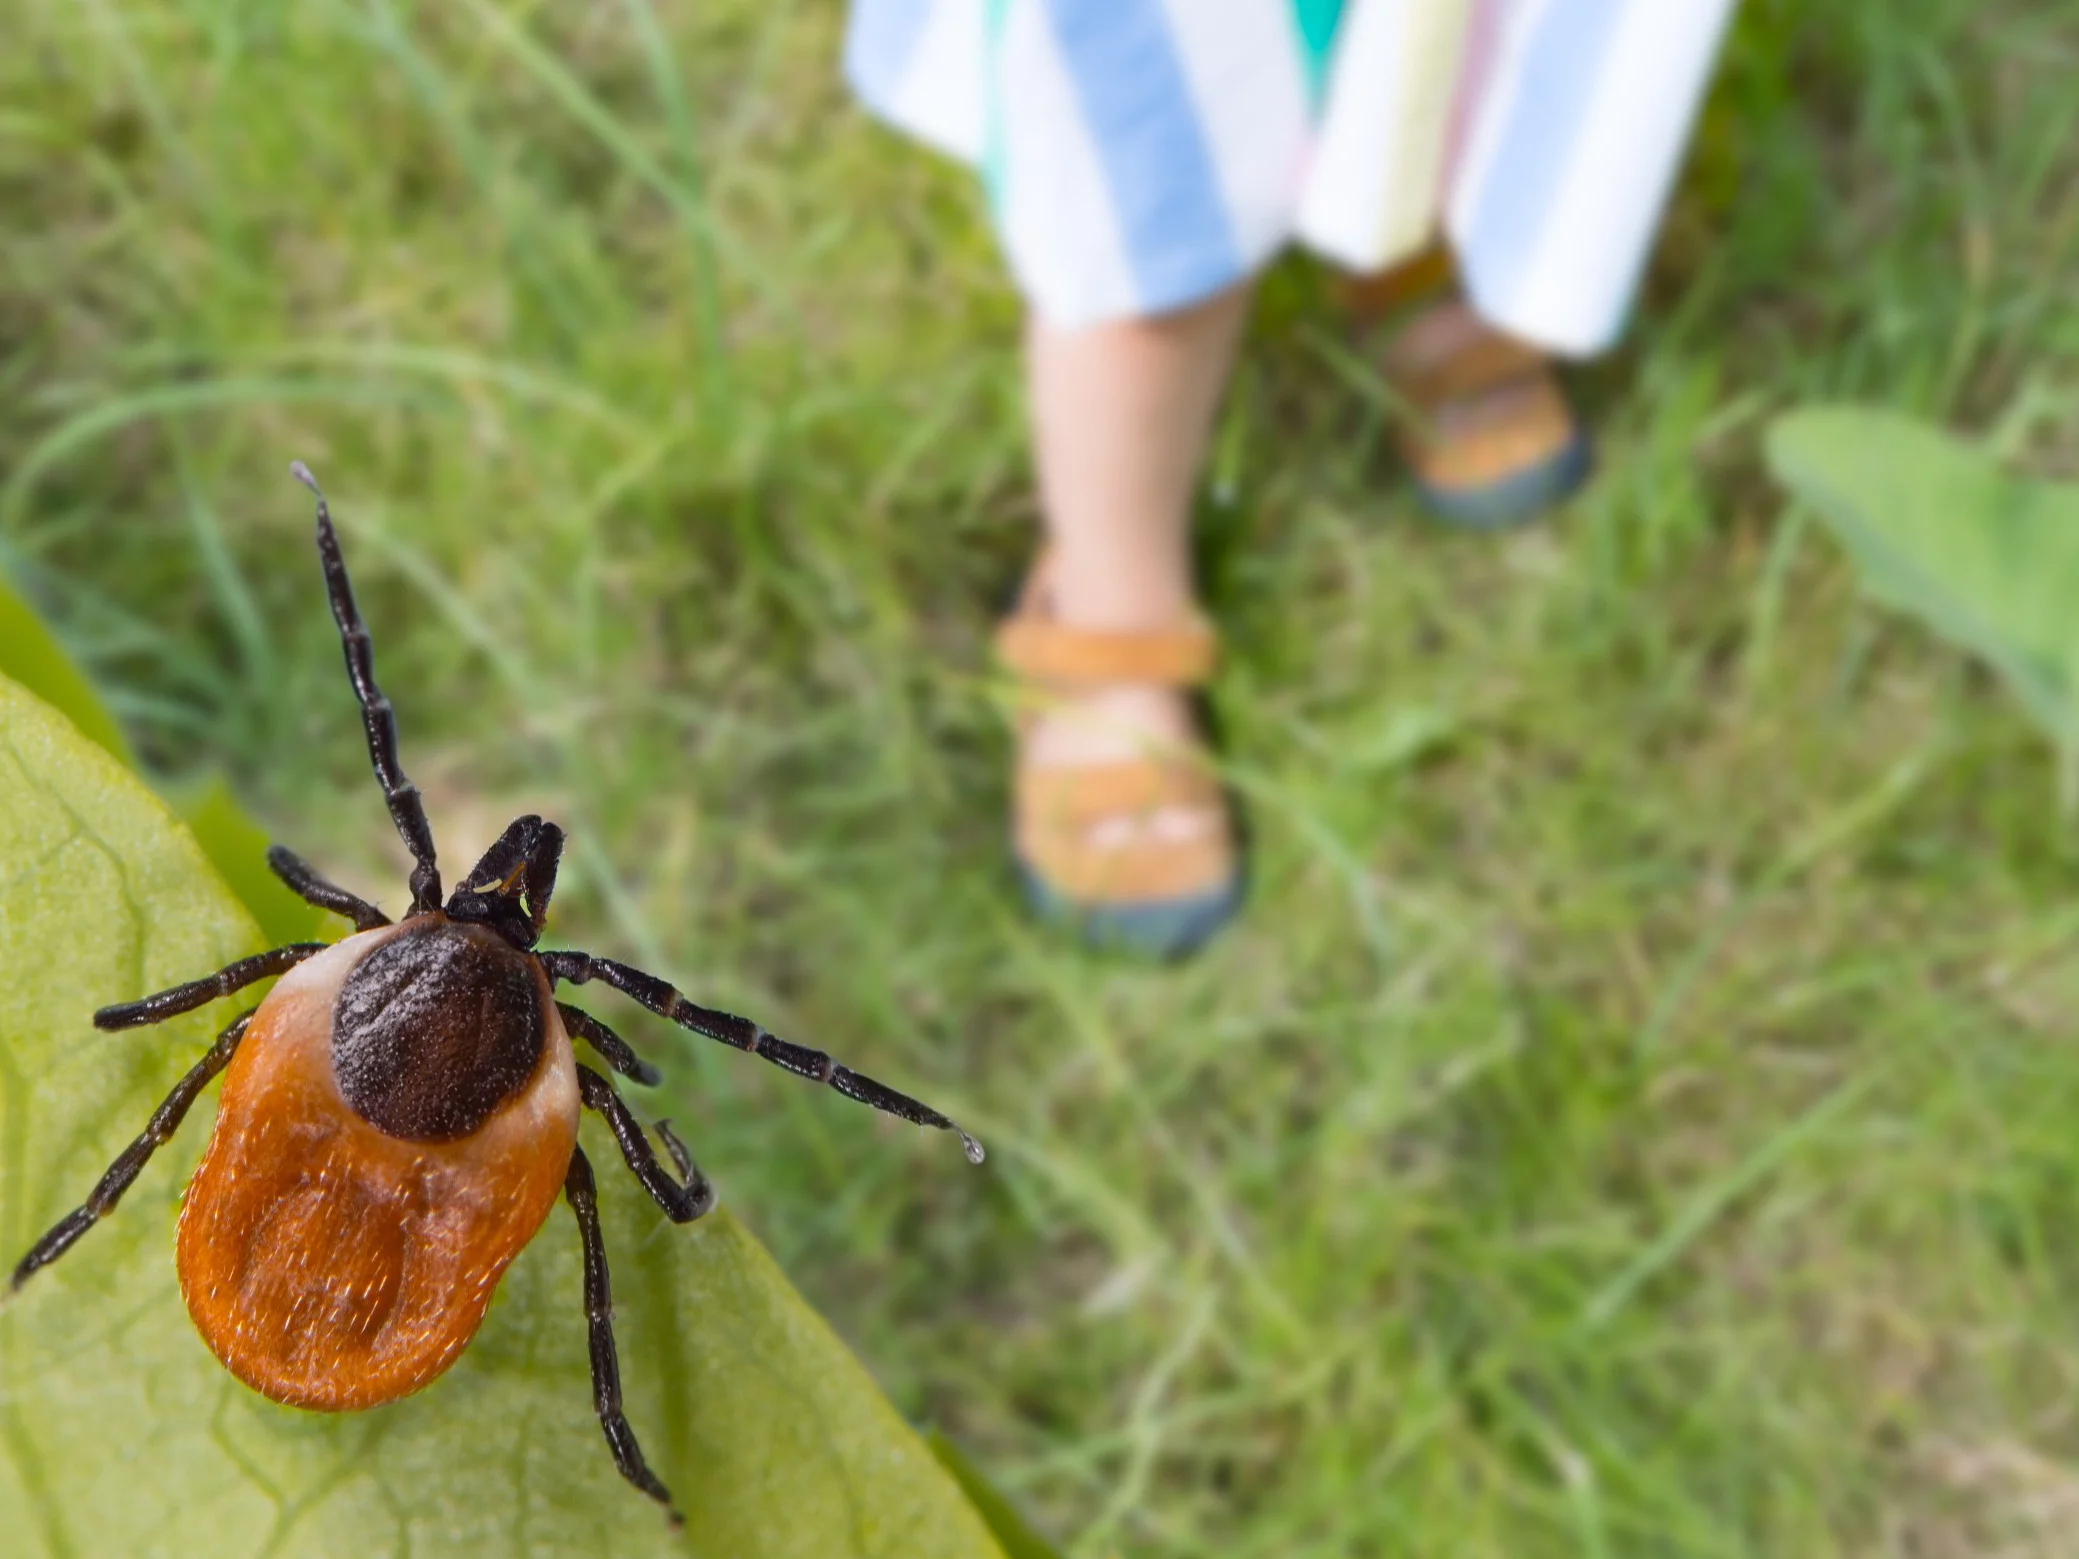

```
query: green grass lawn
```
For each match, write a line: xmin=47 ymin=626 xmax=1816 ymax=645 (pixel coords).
xmin=5 ymin=1 xmax=2079 ymax=1553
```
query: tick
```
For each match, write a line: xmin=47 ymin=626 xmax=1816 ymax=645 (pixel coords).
xmin=8 ymin=461 xmax=983 ymax=1524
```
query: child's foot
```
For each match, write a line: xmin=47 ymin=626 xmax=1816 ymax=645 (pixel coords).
xmin=996 ymin=559 xmax=1241 ymax=958
xmin=1379 ymin=298 xmax=1592 ymax=528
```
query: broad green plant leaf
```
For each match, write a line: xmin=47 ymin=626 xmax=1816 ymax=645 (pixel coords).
xmin=0 ymin=574 xmax=322 ymax=943
xmin=0 ymin=673 xmax=1007 ymax=1559
xmin=925 ymin=1431 xmax=1068 ymax=1559
xmin=0 ymin=572 xmax=133 ymax=766
xmin=174 ymin=775 xmax=329 ymax=947
xmin=1766 ymin=406 xmax=2079 ymax=749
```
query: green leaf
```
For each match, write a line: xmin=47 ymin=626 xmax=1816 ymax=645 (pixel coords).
xmin=1765 ymin=406 xmax=2079 ymax=747
xmin=0 ymin=572 xmax=323 ymax=942
xmin=175 ymin=775 xmax=330 ymax=947
xmin=925 ymin=1431 xmax=1068 ymax=1559
xmin=0 ymin=571 xmax=134 ymax=767
xmin=0 ymin=672 xmax=1008 ymax=1559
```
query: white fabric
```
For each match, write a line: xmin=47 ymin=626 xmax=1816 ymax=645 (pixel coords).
xmin=992 ymin=0 xmax=1141 ymax=323
xmin=1449 ymin=0 xmax=1741 ymax=356
xmin=880 ymin=0 xmax=987 ymax=163
xmin=1296 ymin=0 xmax=1476 ymax=272
xmin=1157 ymin=0 xmax=1316 ymax=288
xmin=846 ymin=0 xmax=1740 ymax=350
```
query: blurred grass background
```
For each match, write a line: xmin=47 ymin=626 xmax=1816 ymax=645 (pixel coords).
xmin=3 ymin=0 xmax=2078 ymax=1553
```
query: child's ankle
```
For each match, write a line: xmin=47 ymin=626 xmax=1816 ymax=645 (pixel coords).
xmin=1047 ymin=545 xmax=1198 ymax=634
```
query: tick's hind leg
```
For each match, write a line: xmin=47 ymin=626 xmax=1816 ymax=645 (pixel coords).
xmin=266 ymin=844 xmax=390 ymax=931
xmin=93 ymin=945 xmax=323 ymax=1031
xmin=577 ymin=1064 xmax=714 ymax=1222
xmin=564 ymin=1146 xmax=681 ymax=1525
xmin=10 ymin=1011 xmax=253 ymax=1291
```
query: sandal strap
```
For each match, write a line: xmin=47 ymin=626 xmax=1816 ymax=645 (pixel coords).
xmin=1400 ymin=374 xmax=1578 ymax=489
xmin=996 ymin=615 xmax=1216 ymax=689
xmin=1023 ymin=823 xmax=1235 ymax=904
xmin=1384 ymin=306 xmax=1551 ymax=410
xmin=1337 ymin=243 xmax=1457 ymax=321
xmin=1016 ymin=755 xmax=1222 ymax=826
xmin=1016 ymin=758 xmax=1232 ymax=903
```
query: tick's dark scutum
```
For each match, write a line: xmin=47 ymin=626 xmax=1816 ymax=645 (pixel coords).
xmin=332 ymin=921 xmax=546 ymax=1140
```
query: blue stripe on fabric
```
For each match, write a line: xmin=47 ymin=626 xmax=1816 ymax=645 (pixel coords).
xmin=1460 ymin=0 xmax=1628 ymax=311
xmin=1043 ymin=0 xmax=1241 ymax=316
xmin=844 ymin=0 xmax=937 ymax=110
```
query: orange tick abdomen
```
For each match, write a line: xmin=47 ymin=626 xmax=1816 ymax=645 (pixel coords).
xmin=175 ymin=926 xmax=579 ymax=1411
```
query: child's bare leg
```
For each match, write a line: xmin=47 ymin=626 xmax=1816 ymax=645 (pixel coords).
xmin=1024 ymin=284 xmax=1251 ymax=846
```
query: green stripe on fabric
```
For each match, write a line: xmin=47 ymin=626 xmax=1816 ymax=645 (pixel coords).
xmin=1290 ymin=0 xmax=1346 ymax=102
xmin=982 ymin=0 xmax=1011 ymax=214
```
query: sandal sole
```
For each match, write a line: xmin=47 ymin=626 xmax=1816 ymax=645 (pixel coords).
xmin=1412 ymin=428 xmax=1593 ymax=531
xmin=1015 ymin=859 xmax=1244 ymax=961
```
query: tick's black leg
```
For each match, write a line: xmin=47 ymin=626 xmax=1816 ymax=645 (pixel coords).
xmin=292 ymin=461 xmax=442 ymax=915
xmin=559 ymin=1003 xmax=662 ymax=1087
xmin=541 ymin=951 xmax=984 ymax=1164
xmin=577 ymin=1064 xmax=714 ymax=1222
xmin=10 ymin=1010 xmax=253 ymax=1291
xmin=564 ymin=1145 xmax=680 ymax=1525
xmin=266 ymin=844 xmax=390 ymax=931
xmin=94 ymin=944 xmax=325 ymax=1030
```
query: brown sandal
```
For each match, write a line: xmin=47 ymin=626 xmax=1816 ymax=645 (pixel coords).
xmin=1343 ymin=250 xmax=1591 ymax=529
xmin=1380 ymin=297 xmax=1592 ymax=528
xmin=994 ymin=558 xmax=1242 ymax=957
